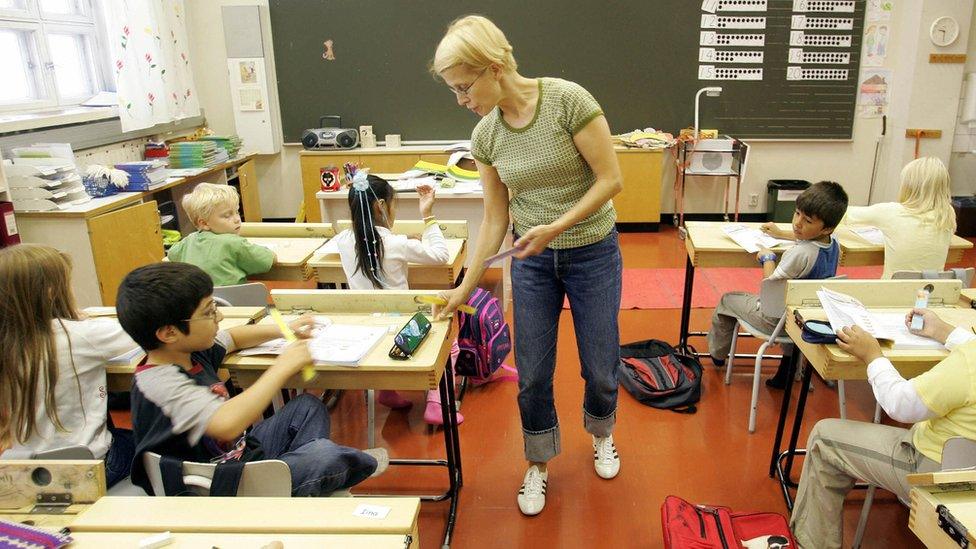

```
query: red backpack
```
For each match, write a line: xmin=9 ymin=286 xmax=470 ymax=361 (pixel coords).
xmin=662 ymin=495 xmax=796 ymax=549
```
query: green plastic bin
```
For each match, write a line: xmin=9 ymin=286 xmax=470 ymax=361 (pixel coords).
xmin=766 ymin=180 xmax=810 ymax=223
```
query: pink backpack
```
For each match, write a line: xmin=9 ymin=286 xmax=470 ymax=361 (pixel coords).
xmin=454 ymin=288 xmax=515 ymax=381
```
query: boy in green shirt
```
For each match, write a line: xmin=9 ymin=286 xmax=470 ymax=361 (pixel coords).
xmin=168 ymin=183 xmax=274 ymax=286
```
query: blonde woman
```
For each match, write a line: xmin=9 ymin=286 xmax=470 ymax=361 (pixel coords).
xmin=0 ymin=244 xmax=139 ymax=487
xmin=845 ymin=157 xmax=956 ymax=278
xmin=431 ymin=15 xmax=624 ymax=516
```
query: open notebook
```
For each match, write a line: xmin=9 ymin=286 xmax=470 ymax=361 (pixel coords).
xmin=816 ymin=287 xmax=945 ymax=350
xmin=238 ymin=318 xmax=388 ymax=367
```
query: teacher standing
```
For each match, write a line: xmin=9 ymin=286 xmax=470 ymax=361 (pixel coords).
xmin=431 ymin=15 xmax=624 ymax=516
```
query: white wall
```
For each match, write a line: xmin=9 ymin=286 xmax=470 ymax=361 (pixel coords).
xmin=184 ymin=1 xmax=976 ymax=220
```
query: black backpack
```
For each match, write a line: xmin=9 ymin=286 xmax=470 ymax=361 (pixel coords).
xmin=618 ymin=339 xmax=703 ymax=414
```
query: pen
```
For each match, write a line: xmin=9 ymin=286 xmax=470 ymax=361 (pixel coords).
xmin=269 ymin=308 xmax=315 ymax=382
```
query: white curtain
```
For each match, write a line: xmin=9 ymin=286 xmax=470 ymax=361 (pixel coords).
xmin=102 ymin=0 xmax=201 ymax=132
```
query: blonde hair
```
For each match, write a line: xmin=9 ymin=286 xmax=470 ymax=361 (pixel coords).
xmin=181 ymin=183 xmax=240 ymax=226
xmin=0 ymin=244 xmax=82 ymax=447
xmin=430 ymin=15 xmax=517 ymax=76
xmin=898 ymin=157 xmax=956 ymax=233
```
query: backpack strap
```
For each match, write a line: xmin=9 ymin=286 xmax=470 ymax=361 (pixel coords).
xmin=159 ymin=455 xmax=190 ymax=496
xmin=209 ymin=460 xmax=246 ymax=496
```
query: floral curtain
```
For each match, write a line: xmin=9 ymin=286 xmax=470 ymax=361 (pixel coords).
xmin=102 ymin=0 xmax=201 ymax=132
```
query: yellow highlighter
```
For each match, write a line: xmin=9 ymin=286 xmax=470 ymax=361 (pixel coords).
xmin=269 ymin=308 xmax=316 ymax=382
xmin=416 ymin=295 xmax=476 ymax=314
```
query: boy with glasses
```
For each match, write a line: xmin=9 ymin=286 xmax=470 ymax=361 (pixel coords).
xmin=117 ymin=262 xmax=385 ymax=495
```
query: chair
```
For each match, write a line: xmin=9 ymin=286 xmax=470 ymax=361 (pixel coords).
xmin=212 ymin=282 xmax=270 ymax=307
xmin=891 ymin=267 xmax=974 ymax=288
xmin=852 ymin=436 xmax=976 ymax=548
xmin=1 ymin=445 xmax=147 ymax=496
xmin=726 ymin=275 xmax=846 ymax=433
xmin=142 ymin=452 xmax=291 ymax=496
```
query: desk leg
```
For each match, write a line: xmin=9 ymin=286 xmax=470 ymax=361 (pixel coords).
xmin=769 ymin=351 xmax=798 ymax=478
xmin=438 ymin=356 xmax=462 ymax=548
xmin=678 ymin=256 xmax=696 ymax=353
xmin=784 ymin=360 xmax=813 ymax=483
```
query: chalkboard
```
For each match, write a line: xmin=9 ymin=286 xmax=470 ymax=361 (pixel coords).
xmin=270 ymin=0 xmax=865 ymax=142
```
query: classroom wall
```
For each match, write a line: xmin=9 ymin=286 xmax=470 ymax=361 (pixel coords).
xmin=948 ymin=9 xmax=976 ymax=195
xmin=184 ymin=1 xmax=975 ymax=220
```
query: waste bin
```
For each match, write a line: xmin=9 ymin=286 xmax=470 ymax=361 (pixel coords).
xmin=767 ymin=180 xmax=810 ymax=223
xmin=953 ymin=196 xmax=976 ymax=237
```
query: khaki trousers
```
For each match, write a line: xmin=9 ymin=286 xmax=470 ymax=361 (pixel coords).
xmin=790 ymin=418 xmax=940 ymax=549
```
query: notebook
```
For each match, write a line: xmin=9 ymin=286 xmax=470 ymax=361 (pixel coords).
xmin=816 ymin=287 xmax=945 ymax=350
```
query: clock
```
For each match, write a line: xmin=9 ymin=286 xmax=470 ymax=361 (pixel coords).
xmin=930 ymin=16 xmax=960 ymax=47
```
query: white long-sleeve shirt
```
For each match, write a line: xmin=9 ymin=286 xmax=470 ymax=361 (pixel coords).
xmin=866 ymin=327 xmax=976 ymax=423
xmin=334 ymin=225 xmax=450 ymax=290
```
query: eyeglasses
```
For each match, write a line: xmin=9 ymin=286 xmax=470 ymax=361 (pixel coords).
xmin=447 ymin=68 xmax=487 ymax=97
xmin=182 ymin=304 xmax=220 ymax=323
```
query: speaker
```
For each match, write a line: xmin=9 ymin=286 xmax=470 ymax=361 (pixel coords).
xmin=301 ymin=128 xmax=359 ymax=150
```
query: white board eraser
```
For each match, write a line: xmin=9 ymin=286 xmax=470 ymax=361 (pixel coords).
xmin=139 ymin=531 xmax=174 ymax=549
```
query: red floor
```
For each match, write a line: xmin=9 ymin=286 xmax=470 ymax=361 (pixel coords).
xmin=113 ymin=227 xmax=975 ymax=548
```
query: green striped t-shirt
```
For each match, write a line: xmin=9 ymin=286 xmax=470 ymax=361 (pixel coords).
xmin=471 ymin=77 xmax=616 ymax=249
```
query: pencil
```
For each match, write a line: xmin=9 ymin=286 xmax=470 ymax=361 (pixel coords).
xmin=269 ymin=308 xmax=315 ymax=382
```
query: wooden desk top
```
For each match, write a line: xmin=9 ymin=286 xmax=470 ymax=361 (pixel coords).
xmin=961 ymin=288 xmax=976 ymax=306
xmin=70 ymin=496 xmax=421 ymax=535
xmin=910 ymin=487 xmax=976 ymax=548
xmin=684 ymin=221 xmax=793 ymax=268
xmin=834 ymin=226 xmax=973 ymax=253
xmin=66 ymin=532 xmax=412 ymax=549
xmin=785 ymin=305 xmax=976 ymax=380
xmin=225 ymin=313 xmax=454 ymax=391
xmin=245 ymin=237 xmax=328 ymax=267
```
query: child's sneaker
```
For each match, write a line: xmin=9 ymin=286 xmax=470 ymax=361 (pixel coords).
xmin=364 ymin=447 xmax=389 ymax=478
xmin=593 ymin=435 xmax=620 ymax=479
xmin=517 ymin=465 xmax=548 ymax=516
xmin=377 ymin=390 xmax=412 ymax=409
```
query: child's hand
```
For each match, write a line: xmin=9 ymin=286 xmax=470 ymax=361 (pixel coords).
xmin=275 ymin=340 xmax=312 ymax=375
xmin=904 ymin=308 xmax=954 ymax=344
xmin=756 ymin=247 xmax=774 ymax=262
xmin=760 ymin=222 xmax=776 ymax=234
xmin=835 ymin=325 xmax=883 ymax=364
xmin=288 ymin=314 xmax=317 ymax=339
xmin=417 ymin=184 xmax=436 ymax=218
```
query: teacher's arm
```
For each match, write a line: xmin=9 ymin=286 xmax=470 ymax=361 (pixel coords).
xmin=513 ymin=115 xmax=623 ymax=258
xmin=435 ymin=160 xmax=511 ymax=320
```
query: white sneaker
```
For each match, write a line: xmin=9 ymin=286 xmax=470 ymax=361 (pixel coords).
xmin=593 ymin=435 xmax=620 ymax=479
xmin=517 ymin=465 xmax=548 ymax=516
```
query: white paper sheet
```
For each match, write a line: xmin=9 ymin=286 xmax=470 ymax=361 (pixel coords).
xmin=850 ymin=226 xmax=885 ymax=245
xmin=816 ymin=287 xmax=945 ymax=350
xmin=721 ymin=224 xmax=792 ymax=253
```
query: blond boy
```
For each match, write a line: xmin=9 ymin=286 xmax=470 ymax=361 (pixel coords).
xmin=167 ymin=183 xmax=275 ymax=286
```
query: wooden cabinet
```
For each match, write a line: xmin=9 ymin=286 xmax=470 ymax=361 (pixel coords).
xmin=89 ymin=201 xmax=164 ymax=304
xmin=236 ymin=159 xmax=262 ymax=221
xmin=301 ymin=148 xmax=663 ymax=227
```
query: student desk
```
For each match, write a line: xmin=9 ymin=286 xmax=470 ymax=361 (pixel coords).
xmin=768 ymin=279 xmax=976 ymax=509
xmin=100 ymin=306 xmax=266 ymax=392
xmin=908 ymin=470 xmax=976 ymax=548
xmin=962 ymin=288 xmax=976 ymax=307
xmin=69 ymin=496 xmax=420 ymax=548
xmin=678 ymin=222 xmax=974 ymax=353
xmin=244 ymin=237 xmax=328 ymax=282
xmin=66 ymin=533 xmax=413 ymax=548
xmin=310 ymin=238 xmax=467 ymax=289
xmin=16 ymin=154 xmax=261 ymax=307
xmin=832 ymin=227 xmax=973 ymax=266
xmin=222 ymin=289 xmax=462 ymax=548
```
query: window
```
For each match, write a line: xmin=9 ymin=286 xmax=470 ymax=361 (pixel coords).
xmin=0 ymin=0 xmax=110 ymax=111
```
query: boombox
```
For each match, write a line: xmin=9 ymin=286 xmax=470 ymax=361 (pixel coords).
xmin=301 ymin=115 xmax=359 ymax=150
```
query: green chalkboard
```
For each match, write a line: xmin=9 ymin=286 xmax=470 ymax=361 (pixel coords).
xmin=270 ymin=0 xmax=864 ymax=142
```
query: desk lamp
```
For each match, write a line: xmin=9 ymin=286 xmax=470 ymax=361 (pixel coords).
xmin=694 ymin=86 xmax=723 ymax=140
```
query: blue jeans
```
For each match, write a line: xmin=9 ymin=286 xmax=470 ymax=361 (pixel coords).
xmin=249 ymin=394 xmax=377 ymax=496
xmin=105 ymin=427 xmax=135 ymax=488
xmin=511 ymin=230 xmax=622 ymax=462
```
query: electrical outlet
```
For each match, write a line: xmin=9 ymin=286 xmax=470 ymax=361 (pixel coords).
xmin=749 ymin=193 xmax=759 ymax=207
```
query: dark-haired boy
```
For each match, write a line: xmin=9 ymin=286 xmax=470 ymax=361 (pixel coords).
xmin=707 ymin=181 xmax=850 ymax=386
xmin=117 ymin=262 xmax=385 ymax=495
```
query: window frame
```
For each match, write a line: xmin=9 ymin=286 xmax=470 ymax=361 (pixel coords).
xmin=0 ymin=0 xmax=111 ymax=113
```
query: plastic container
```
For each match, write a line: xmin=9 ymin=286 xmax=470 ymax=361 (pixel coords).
xmin=766 ymin=180 xmax=810 ymax=223
xmin=952 ymin=196 xmax=976 ymax=237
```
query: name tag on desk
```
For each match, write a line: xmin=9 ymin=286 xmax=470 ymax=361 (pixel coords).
xmin=353 ymin=504 xmax=391 ymax=519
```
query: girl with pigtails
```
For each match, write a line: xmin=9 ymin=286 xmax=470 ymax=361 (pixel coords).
xmin=333 ymin=170 xmax=461 ymax=425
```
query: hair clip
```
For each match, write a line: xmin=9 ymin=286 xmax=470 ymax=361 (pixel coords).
xmin=351 ymin=171 xmax=369 ymax=191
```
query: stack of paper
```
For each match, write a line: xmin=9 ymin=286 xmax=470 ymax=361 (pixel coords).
xmin=721 ymin=225 xmax=793 ymax=253
xmin=168 ymin=141 xmax=220 ymax=168
xmin=816 ymin=287 xmax=944 ymax=350
xmin=199 ymin=135 xmax=243 ymax=159
xmin=115 ymin=160 xmax=168 ymax=188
